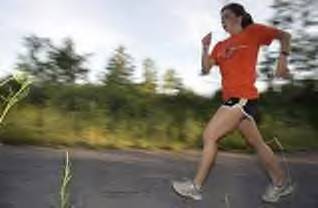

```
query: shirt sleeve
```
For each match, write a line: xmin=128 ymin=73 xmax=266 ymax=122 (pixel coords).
xmin=209 ymin=42 xmax=220 ymax=65
xmin=251 ymin=23 xmax=280 ymax=46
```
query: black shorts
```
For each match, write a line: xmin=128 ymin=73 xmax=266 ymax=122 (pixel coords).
xmin=221 ymin=97 xmax=261 ymax=123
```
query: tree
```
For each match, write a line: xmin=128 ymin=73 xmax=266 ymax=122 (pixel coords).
xmin=294 ymin=0 xmax=318 ymax=91
xmin=162 ymin=68 xmax=183 ymax=95
xmin=141 ymin=58 xmax=158 ymax=93
xmin=102 ymin=46 xmax=135 ymax=86
xmin=260 ymin=0 xmax=318 ymax=90
xmin=258 ymin=48 xmax=277 ymax=91
xmin=258 ymin=0 xmax=294 ymax=90
xmin=16 ymin=35 xmax=53 ymax=84
xmin=48 ymin=38 xmax=90 ymax=84
xmin=16 ymin=35 xmax=90 ymax=85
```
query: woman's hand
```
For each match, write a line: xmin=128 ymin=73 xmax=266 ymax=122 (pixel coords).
xmin=275 ymin=29 xmax=292 ymax=79
xmin=275 ymin=54 xmax=290 ymax=79
xmin=201 ymin=32 xmax=215 ymax=75
xmin=201 ymin=32 xmax=212 ymax=49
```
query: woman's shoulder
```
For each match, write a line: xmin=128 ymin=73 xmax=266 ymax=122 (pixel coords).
xmin=244 ymin=23 xmax=259 ymax=31
xmin=246 ymin=22 xmax=274 ymax=31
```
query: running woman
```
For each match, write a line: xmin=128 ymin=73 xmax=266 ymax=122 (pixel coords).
xmin=172 ymin=3 xmax=294 ymax=203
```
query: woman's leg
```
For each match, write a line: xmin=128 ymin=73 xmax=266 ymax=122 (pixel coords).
xmin=237 ymin=118 xmax=285 ymax=186
xmin=193 ymin=105 xmax=245 ymax=188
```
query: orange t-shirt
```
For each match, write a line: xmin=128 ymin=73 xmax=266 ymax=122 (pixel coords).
xmin=209 ymin=23 xmax=280 ymax=101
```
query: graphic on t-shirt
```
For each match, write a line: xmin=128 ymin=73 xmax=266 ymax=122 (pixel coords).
xmin=220 ymin=44 xmax=248 ymax=59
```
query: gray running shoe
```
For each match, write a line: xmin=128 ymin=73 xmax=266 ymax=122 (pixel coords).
xmin=171 ymin=178 xmax=202 ymax=200
xmin=262 ymin=180 xmax=295 ymax=203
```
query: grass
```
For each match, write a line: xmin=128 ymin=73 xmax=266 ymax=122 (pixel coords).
xmin=0 ymin=74 xmax=317 ymax=152
xmin=60 ymin=151 xmax=72 ymax=208
xmin=0 ymin=71 xmax=32 ymax=125
xmin=0 ymin=103 xmax=317 ymax=152
xmin=0 ymin=73 xmax=73 ymax=208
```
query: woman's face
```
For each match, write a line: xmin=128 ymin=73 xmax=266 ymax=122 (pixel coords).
xmin=221 ymin=9 xmax=242 ymax=33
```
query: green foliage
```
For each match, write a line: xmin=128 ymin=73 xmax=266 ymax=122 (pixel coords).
xmin=260 ymin=0 xmax=318 ymax=89
xmin=0 ymin=81 xmax=317 ymax=151
xmin=47 ymin=38 xmax=90 ymax=84
xmin=0 ymin=72 xmax=32 ymax=125
xmin=162 ymin=68 xmax=183 ymax=94
xmin=102 ymin=46 xmax=135 ymax=86
xmin=140 ymin=58 xmax=158 ymax=93
xmin=16 ymin=35 xmax=90 ymax=85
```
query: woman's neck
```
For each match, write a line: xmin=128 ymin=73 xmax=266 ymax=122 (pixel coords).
xmin=230 ymin=26 xmax=244 ymax=36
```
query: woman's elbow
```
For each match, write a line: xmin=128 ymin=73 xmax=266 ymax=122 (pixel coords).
xmin=278 ymin=30 xmax=291 ymax=41
xmin=284 ymin=31 xmax=292 ymax=40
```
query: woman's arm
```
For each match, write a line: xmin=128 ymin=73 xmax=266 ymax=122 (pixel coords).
xmin=252 ymin=23 xmax=291 ymax=78
xmin=201 ymin=45 xmax=216 ymax=75
xmin=200 ymin=32 xmax=216 ymax=75
xmin=275 ymin=30 xmax=292 ymax=78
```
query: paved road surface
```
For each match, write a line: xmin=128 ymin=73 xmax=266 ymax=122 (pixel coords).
xmin=0 ymin=145 xmax=317 ymax=208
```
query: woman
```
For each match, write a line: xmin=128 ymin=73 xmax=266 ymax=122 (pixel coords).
xmin=172 ymin=3 xmax=294 ymax=203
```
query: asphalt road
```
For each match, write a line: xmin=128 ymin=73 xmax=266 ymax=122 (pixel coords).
xmin=0 ymin=144 xmax=317 ymax=208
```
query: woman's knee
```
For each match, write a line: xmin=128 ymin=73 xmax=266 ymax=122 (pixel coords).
xmin=251 ymin=139 xmax=268 ymax=151
xmin=202 ymin=131 xmax=221 ymax=144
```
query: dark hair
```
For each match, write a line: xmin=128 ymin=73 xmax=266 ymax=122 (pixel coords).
xmin=221 ymin=3 xmax=254 ymax=28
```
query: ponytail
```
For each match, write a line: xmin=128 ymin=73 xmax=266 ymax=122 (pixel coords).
xmin=242 ymin=12 xmax=254 ymax=28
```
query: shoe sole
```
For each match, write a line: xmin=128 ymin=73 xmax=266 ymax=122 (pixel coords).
xmin=171 ymin=182 xmax=202 ymax=201
xmin=262 ymin=183 xmax=295 ymax=203
xmin=280 ymin=183 xmax=295 ymax=197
